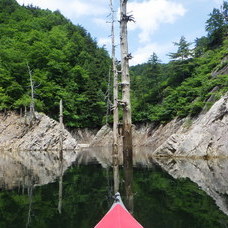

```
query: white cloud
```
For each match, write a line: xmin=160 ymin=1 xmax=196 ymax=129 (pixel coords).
xmin=93 ymin=18 xmax=108 ymax=28
xmin=186 ymin=0 xmax=224 ymax=8
xmin=17 ymin=0 xmax=108 ymax=18
xmin=130 ymin=42 xmax=174 ymax=65
xmin=127 ymin=0 xmax=186 ymax=43
xmin=98 ymin=37 xmax=111 ymax=47
xmin=212 ymin=0 xmax=224 ymax=5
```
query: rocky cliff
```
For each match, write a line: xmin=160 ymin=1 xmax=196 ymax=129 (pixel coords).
xmin=91 ymin=93 xmax=228 ymax=158
xmin=0 ymin=92 xmax=227 ymax=157
xmin=153 ymin=93 xmax=228 ymax=157
xmin=0 ymin=112 xmax=78 ymax=151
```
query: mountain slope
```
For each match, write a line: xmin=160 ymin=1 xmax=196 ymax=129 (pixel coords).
xmin=0 ymin=0 xmax=111 ymax=128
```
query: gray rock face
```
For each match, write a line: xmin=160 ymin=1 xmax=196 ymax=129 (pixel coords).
xmin=154 ymin=93 xmax=228 ymax=157
xmin=1 ymin=93 xmax=227 ymax=158
xmin=0 ymin=112 xmax=78 ymax=151
xmin=91 ymin=94 xmax=228 ymax=157
xmin=90 ymin=125 xmax=113 ymax=146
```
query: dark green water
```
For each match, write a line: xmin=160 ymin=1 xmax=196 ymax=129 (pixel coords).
xmin=1 ymin=162 xmax=228 ymax=228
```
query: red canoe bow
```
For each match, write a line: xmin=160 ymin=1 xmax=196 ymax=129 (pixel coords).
xmin=94 ymin=192 xmax=143 ymax=228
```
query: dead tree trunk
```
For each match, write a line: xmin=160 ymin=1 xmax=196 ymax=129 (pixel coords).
xmin=110 ymin=0 xmax=120 ymax=194
xmin=26 ymin=62 xmax=35 ymax=123
xmin=120 ymin=0 xmax=133 ymax=212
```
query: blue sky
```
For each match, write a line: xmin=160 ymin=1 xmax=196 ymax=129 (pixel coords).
xmin=16 ymin=0 xmax=224 ymax=65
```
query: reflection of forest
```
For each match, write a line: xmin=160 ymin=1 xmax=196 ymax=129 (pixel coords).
xmin=1 ymin=164 xmax=228 ymax=227
xmin=1 ymin=149 xmax=228 ymax=227
xmin=154 ymin=157 xmax=228 ymax=216
xmin=77 ymin=147 xmax=228 ymax=220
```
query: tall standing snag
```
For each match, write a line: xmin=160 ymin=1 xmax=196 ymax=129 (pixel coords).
xmin=110 ymin=0 xmax=120 ymax=194
xmin=26 ymin=62 xmax=36 ymax=123
xmin=120 ymin=0 xmax=133 ymax=212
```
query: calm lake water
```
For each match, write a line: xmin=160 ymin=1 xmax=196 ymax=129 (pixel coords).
xmin=0 ymin=149 xmax=228 ymax=228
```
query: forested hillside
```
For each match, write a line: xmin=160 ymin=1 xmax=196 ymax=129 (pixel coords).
xmin=131 ymin=1 xmax=228 ymax=124
xmin=0 ymin=0 xmax=111 ymax=127
xmin=0 ymin=0 xmax=227 ymax=128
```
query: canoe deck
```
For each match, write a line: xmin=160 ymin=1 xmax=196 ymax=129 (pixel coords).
xmin=94 ymin=193 xmax=143 ymax=228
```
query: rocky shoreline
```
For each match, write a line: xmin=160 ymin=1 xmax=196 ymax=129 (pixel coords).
xmin=0 ymin=93 xmax=227 ymax=158
xmin=0 ymin=112 xmax=78 ymax=151
xmin=90 ymin=93 xmax=228 ymax=158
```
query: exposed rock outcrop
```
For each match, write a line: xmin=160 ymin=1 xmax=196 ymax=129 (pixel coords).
xmin=71 ymin=127 xmax=99 ymax=145
xmin=154 ymin=93 xmax=228 ymax=157
xmin=0 ymin=112 xmax=78 ymax=151
xmin=0 ymin=93 xmax=227 ymax=158
xmin=91 ymin=93 xmax=228 ymax=157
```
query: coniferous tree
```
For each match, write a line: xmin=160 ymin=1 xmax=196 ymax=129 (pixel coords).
xmin=206 ymin=1 xmax=228 ymax=48
xmin=168 ymin=36 xmax=193 ymax=61
xmin=194 ymin=36 xmax=209 ymax=57
xmin=146 ymin=53 xmax=162 ymax=102
xmin=147 ymin=52 xmax=160 ymax=82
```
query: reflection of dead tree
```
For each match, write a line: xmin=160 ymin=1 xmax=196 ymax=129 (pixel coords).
xmin=26 ymin=184 xmax=33 ymax=228
xmin=58 ymin=162 xmax=63 ymax=214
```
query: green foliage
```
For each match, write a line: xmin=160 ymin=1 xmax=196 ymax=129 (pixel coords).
xmin=194 ymin=36 xmax=209 ymax=57
xmin=0 ymin=0 xmax=111 ymax=127
xmin=0 ymin=87 xmax=11 ymax=110
xmin=131 ymin=1 xmax=228 ymax=124
xmin=206 ymin=1 xmax=228 ymax=48
xmin=168 ymin=36 xmax=193 ymax=61
xmin=0 ymin=0 xmax=227 ymax=128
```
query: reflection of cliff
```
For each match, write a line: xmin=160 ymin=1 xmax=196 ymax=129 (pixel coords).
xmin=0 ymin=150 xmax=77 ymax=189
xmin=75 ymin=146 xmax=155 ymax=168
xmin=76 ymin=147 xmax=228 ymax=217
xmin=153 ymin=157 xmax=228 ymax=216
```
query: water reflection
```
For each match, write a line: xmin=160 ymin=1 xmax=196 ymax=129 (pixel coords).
xmin=153 ymin=157 xmax=228 ymax=216
xmin=77 ymin=146 xmax=228 ymax=216
xmin=0 ymin=148 xmax=228 ymax=227
xmin=0 ymin=150 xmax=77 ymax=189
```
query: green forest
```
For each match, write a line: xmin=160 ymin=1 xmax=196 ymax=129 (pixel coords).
xmin=0 ymin=0 xmax=227 ymax=128
xmin=131 ymin=1 xmax=228 ymax=123
xmin=0 ymin=0 xmax=111 ymax=127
